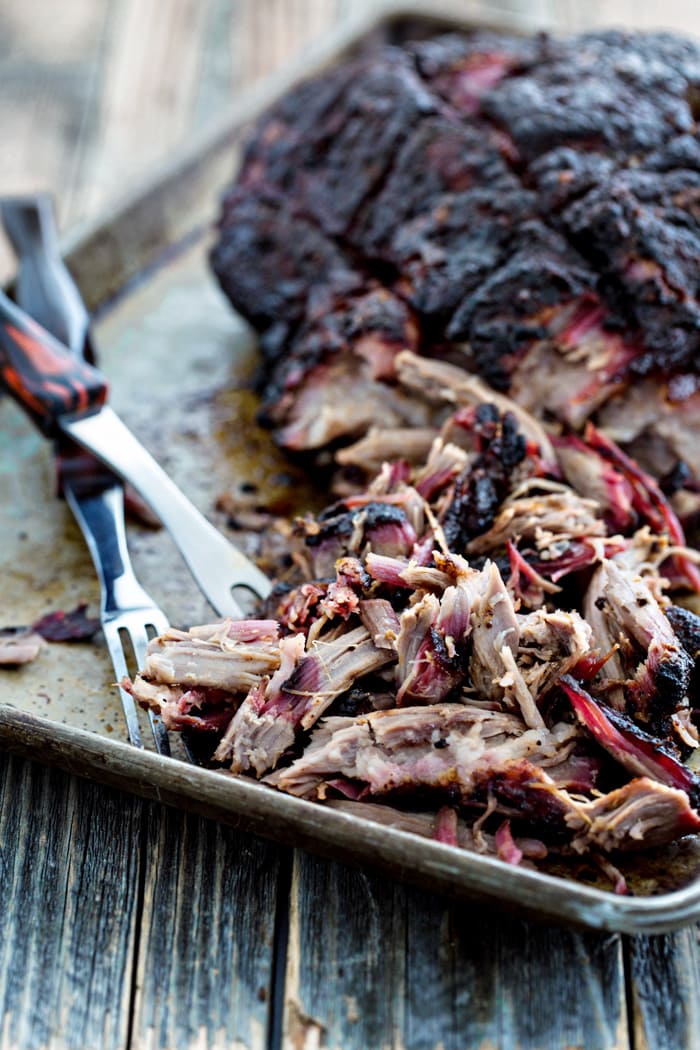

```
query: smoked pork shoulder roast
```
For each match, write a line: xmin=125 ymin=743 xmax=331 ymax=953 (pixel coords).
xmin=210 ymin=28 xmax=700 ymax=510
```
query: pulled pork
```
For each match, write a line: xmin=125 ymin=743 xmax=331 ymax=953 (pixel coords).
xmin=126 ymin=369 xmax=700 ymax=878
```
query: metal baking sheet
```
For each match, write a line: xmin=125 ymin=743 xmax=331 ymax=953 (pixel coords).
xmin=2 ymin=2 xmax=700 ymax=934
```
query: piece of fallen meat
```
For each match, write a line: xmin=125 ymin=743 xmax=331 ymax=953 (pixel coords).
xmin=591 ymin=854 xmax=629 ymax=896
xmin=0 ymin=629 xmax=46 ymax=666
xmin=32 ymin=603 xmax=100 ymax=642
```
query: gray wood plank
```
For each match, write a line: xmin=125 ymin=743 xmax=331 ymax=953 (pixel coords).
xmin=627 ymin=930 xmax=700 ymax=1050
xmin=283 ymin=852 xmax=629 ymax=1050
xmin=130 ymin=804 xmax=284 ymax=1050
xmin=0 ymin=752 xmax=141 ymax=1050
xmin=0 ymin=0 xmax=110 ymax=278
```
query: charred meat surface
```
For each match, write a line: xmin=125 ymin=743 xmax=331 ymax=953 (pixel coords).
xmin=211 ymin=27 xmax=700 ymax=501
xmin=211 ymin=187 xmax=361 ymax=343
xmin=440 ymin=403 xmax=526 ymax=549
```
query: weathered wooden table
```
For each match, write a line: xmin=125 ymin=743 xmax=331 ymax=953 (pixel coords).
xmin=2 ymin=748 xmax=700 ymax=1049
xmin=2 ymin=2 xmax=700 ymax=1047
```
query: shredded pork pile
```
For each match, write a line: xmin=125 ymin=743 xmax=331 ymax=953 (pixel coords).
xmin=125 ymin=356 xmax=700 ymax=881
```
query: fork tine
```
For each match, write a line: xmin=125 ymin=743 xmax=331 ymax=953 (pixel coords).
xmin=180 ymin=732 xmax=203 ymax=766
xmin=143 ymin=614 xmax=174 ymax=757
xmin=65 ymin=483 xmax=174 ymax=757
xmin=102 ymin=622 xmax=143 ymax=749
xmin=148 ymin=711 xmax=172 ymax=757
xmin=137 ymin=615 xmax=208 ymax=767
xmin=128 ymin=620 xmax=171 ymax=757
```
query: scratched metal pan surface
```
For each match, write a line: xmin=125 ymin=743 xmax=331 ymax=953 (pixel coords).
xmin=2 ymin=2 xmax=700 ymax=935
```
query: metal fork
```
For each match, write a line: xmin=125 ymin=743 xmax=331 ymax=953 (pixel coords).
xmin=2 ymin=195 xmax=170 ymax=754
xmin=64 ymin=483 xmax=170 ymax=753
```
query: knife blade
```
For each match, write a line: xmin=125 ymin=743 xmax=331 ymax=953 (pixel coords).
xmin=0 ymin=286 xmax=272 ymax=618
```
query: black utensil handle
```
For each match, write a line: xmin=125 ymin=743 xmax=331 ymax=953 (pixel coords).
xmin=0 ymin=290 xmax=107 ymax=435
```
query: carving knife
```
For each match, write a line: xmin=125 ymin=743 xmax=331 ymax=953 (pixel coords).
xmin=0 ymin=287 xmax=272 ymax=619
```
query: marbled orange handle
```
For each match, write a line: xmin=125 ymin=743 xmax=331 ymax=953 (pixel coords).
xmin=0 ymin=289 xmax=107 ymax=435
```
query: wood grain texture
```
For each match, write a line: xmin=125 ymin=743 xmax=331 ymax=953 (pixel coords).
xmin=130 ymin=804 xmax=283 ymax=1050
xmin=283 ymin=852 xmax=629 ymax=1050
xmin=556 ymin=0 xmax=700 ymax=33
xmin=627 ymin=931 xmax=700 ymax=1050
xmin=0 ymin=0 xmax=110 ymax=235
xmin=0 ymin=752 xmax=141 ymax=1050
xmin=0 ymin=0 xmax=370 ymax=280
xmin=80 ymin=0 xmax=209 ymax=218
